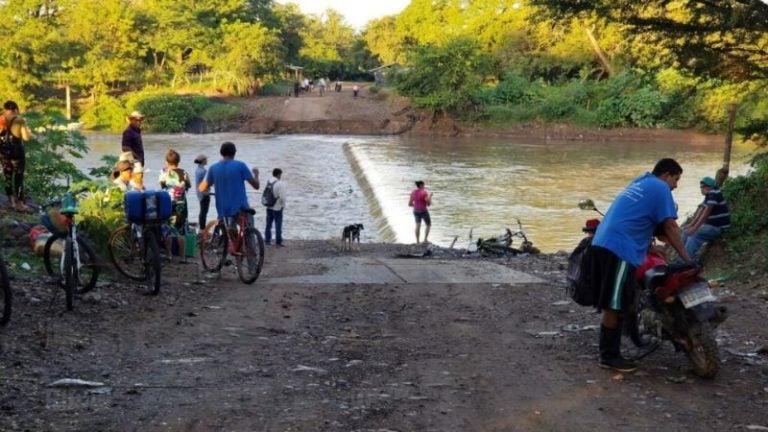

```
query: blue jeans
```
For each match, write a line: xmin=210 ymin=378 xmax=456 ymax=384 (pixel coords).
xmin=265 ymin=208 xmax=283 ymax=245
xmin=682 ymin=224 xmax=724 ymax=259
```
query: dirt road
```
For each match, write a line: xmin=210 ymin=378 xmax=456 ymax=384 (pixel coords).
xmin=1 ymin=241 xmax=767 ymax=431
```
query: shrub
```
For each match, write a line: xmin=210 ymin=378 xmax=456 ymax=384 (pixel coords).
xmin=80 ymin=95 xmax=126 ymax=131
xmin=129 ymin=93 xmax=212 ymax=133
xmin=73 ymin=181 xmax=128 ymax=256
xmin=22 ymin=110 xmax=91 ymax=201
xmin=492 ymin=73 xmax=532 ymax=104
xmin=259 ymin=81 xmax=292 ymax=96
xmin=200 ymin=104 xmax=241 ymax=130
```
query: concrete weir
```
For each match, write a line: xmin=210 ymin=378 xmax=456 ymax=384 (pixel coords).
xmin=262 ymin=257 xmax=546 ymax=285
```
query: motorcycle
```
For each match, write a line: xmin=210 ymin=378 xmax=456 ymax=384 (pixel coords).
xmin=575 ymin=198 xmax=728 ymax=378
xmin=632 ymin=257 xmax=728 ymax=378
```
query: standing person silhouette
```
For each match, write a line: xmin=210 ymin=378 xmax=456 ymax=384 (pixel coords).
xmin=122 ymin=111 xmax=145 ymax=167
xmin=1 ymin=101 xmax=32 ymax=212
xmin=408 ymin=180 xmax=433 ymax=244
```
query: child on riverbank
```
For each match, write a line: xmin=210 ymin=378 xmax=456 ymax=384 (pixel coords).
xmin=159 ymin=149 xmax=191 ymax=262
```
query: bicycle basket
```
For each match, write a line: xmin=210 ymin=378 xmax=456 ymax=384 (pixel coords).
xmin=41 ymin=208 xmax=68 ymax=237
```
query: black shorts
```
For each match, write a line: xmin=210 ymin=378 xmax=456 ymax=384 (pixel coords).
xmin=587 ymin=246 xmax=637 ymax=312
xmin=413 ymin=211 xmax=431 ymax=225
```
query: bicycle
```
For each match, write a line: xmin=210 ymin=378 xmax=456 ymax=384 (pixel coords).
xmin=0 ymin=252 xmax=11 ymax=325
xmin=41 ymin=189 xmax=100 ymax=311
xmin=199 ymin=207 xmax=265 ymax=284
xmin=108 ymin=191 xmax=170 ymax=295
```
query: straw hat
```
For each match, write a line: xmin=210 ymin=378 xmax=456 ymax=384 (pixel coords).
xmin=127 ymin=111 xmax=145 ymax=120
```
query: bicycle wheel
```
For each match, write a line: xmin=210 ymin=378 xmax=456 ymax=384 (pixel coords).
xmin=44 ymin=236 xmax=100 ymax=294
xmin=200 ymin=220 xmax=227 ymax=272
xmin=74 ymin=238 xmax=100 ymax=294
xmin=143 ymin=228 xmax=161 ymax=295
xmin=109 ymin=224 xmax=144 ymax=281
xmin=63 ymin=237 xmax=75 ymax=311
xmin=43 ymin=235 xmax=63 ymax=281
xmin=0 ymin=253 xmax=11 ymax=325
xmin=237 ymin=228 xmax=265 ymax=284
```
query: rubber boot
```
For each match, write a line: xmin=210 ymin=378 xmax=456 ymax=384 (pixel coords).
xmin=599 ymin=325 xmax=637 ymax=373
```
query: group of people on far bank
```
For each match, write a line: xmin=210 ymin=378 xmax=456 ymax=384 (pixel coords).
xmin=112 ymin=111 xmax=287 ymax=259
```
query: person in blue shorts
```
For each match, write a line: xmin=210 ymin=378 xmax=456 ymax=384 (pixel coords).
xmin=588 ymin=158 xmax=692 ymax=373
xmin=198 ymin=142 xmax=260 ymax=226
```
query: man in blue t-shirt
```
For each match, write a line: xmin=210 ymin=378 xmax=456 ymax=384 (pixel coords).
xmin=682 ymin=176 xmax=730 ymax=260
xmin=588 ymin=158 xmax=692 ymax=373
xmin=198 ymin=142 xmax=259 ymax=220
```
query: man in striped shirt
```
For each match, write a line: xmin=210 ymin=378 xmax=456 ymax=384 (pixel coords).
xmin=683 ymin=176 xmax=730 ymax=260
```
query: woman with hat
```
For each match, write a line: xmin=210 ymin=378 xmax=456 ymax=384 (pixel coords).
xmin=194 ymin=154 xmax=210 ymax=230
xmin=122 ymin=111 xmax=145 ymax=167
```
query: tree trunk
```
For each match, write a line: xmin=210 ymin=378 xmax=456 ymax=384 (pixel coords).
xmin=715 ymin=104 xmax=739 ymax=187
xmin=585 ymin=26 xmax=615 ymax=77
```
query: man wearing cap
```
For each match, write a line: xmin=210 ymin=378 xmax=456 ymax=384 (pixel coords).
xmin=194 ymin=154 xmax=210 ymax=229
xmin=682 ymin=176 xmax=730 ymax=260
xmin=122 ymin=111 xmax=145 ymax=166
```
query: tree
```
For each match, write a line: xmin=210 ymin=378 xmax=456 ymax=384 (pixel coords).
xmin=212 ymin=22 xmax=282 ymax=95
xmin=532 ymin=0 xmax=768 ymax=81
xmin=393 ymin=37 xmax=491 ymax=114
xmin=363 ymin=16 xmax=404 ymax=65
xmin=60 ymin=0 xmax=144 ymax=98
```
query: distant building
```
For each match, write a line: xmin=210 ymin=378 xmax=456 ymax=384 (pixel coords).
xmin=284 ymin=64 xmax=304 ymax=81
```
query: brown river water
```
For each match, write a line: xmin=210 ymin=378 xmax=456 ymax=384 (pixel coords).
xmin=80 ymin=133 xmax=753 ymax=252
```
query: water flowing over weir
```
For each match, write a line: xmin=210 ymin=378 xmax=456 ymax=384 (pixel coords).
xmin=343 ymin=143 xmax=397 ymax=242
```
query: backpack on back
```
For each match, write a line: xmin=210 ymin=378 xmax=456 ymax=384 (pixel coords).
xmin=0 ymin=116 xmax=22 ymax=159
xmin=261 ymin=180 xmax=278 ymax=207
xmin=566 ymin=236 xmax=597 ymax=306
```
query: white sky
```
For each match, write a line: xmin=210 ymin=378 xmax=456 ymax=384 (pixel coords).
xmin=277 ymin=0 xmax=411 ymax=30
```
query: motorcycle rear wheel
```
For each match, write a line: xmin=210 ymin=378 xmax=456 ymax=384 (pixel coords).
xmin=685 ymin=322 xmax=720 ymax=379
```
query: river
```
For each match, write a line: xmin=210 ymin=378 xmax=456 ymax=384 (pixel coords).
xmin=80 ymin=132 xmax=753 ymax=252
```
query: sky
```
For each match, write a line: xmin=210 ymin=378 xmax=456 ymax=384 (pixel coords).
xmin=277 ymin=0 xmax=411 ymax=30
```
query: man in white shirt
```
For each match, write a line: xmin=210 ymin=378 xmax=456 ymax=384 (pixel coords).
xmin=264 ymin=168 xmax=286 ymax=246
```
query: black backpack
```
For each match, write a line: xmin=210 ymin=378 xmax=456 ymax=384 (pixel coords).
xmin=0 ymin=116 xmax=22 ymax=159
xmin=566 ymin=237 xmax=597 ymax=306
xmin=261 ymin=180 xmax=278 ymax=207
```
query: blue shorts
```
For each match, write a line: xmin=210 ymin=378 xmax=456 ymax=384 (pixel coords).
xmin=413 ymin=211 xmax=431 ymax=225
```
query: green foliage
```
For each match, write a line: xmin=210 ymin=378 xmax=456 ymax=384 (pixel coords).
xmin=393 ymin=38 xmax=490 ymax=114
xmin=720 ymin=154 xmax=768 ymax=262
xmin=71 ymin=181 xmax=128 ymax=256
xmin=80 ymin=96 xmax=126 ymax=131
xmin=128 ymin=93 xmax=212 ymax=133
xmin=200 ymin=104 xmax=241 ymax=123
xmin=496 ymin=73 xmax=536 ymax=104
xmin=22 ymin=110 xmax=90 ymax=202
xmin=88 ymin=155 xmax=119 ymax=180
xmin=260 ymin=82 xmax=291 ymax=96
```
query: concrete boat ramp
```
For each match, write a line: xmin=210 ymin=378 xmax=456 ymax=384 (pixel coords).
xmin=261 ymin=256 xmax=545 ymax=285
